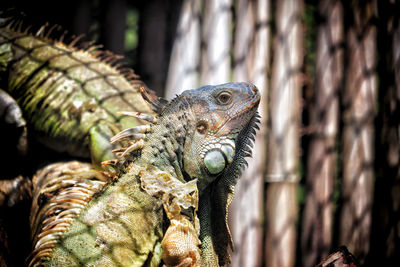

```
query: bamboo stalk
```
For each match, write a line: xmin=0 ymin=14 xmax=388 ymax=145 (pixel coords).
xmin=301 ymin=0 xmax=343 ymax=265
xmin=229 ymin=0 xmax=270 ymax=266
xmin=165 ymin=0 xmax=201 ymax=97
xmin=200 ymin=0 xmax=232 ymax=84
xmin=265 ymin=0 xmax=303 ymax=266
xmin=339 ymin=0 xmax=377 ymax=263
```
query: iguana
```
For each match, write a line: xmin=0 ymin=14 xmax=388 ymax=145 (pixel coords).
xmin=0 ymin=13 xmax=261 ymax=267
xmin=0 ymin=13 xmax=154 ymax=168
xmin=0 ymin=13 xmax=155 ymax=266
xmin=27 ymin=82 xmax=260 ymax=266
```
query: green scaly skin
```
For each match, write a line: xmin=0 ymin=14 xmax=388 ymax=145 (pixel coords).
xmin=29 ymin=82 xmax=260 ymax=266
xmin=0 ymin=12 xmax=261 ymax=267
xmin=29 ymin=161 xmax=165 ymax=267
xmin=0 ymin=16 xmax=154 ymax=167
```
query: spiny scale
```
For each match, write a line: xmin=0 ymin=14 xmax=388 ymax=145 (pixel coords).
xmin=110 ymin=125 xmax=151 ymax=144
xmin=102 ymin=110 xmax=154 ymax=167
xmin=118 ymin=111 xmax=158 ymax=124
xmin=35 ymin=22 xmax=48 ymax=36
xmin=28 ymin=162 xmax=105 ymax=267
xmin=235 ymin=112 xmax=261 ymax=174
xmin=101 ymin=159 xmax=117 ymax=166
xmin=68 ymin=34 xmax=85 ymax=48
xmin=111 ymin=147 xmax=126 ymax=154
xmin=1 ymin=13 xmax=146 ymax=90
xmin=45 ymin=24 xmax=60 ymax=39
xmin=120 ymin=139 xmax=144 ymax=158
xmin=139 ymin=87 xmax=168 ymax=114
xmin=110 ymin=132 xmax=146 ymax=145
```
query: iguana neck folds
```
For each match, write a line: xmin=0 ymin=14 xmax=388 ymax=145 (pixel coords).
xmin=110 ymin=96 xmax=201 ymax=266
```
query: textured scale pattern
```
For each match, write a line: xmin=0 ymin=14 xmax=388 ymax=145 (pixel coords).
xmin=25 ymin=81 xmax=260 ymax=266
xmin=28 ymin=161 xmax=107 ymax=267
xmin=0 ymin=14 xmax=155 ymax=165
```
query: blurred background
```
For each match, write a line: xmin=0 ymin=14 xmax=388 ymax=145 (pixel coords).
xmin=1 ymin=0 xmax=400 ymax=266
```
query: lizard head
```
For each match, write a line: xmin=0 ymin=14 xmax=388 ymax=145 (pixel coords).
xmin=177 ymin=82 xmax=260 ymax=192
xmin=107 ymin=82 xmax=260 ymax=193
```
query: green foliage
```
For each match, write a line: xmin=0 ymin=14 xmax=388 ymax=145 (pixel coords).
xmin=125 ymin=8 xmax=139 ymax=52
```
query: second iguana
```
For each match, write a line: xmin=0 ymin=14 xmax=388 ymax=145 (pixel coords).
xmin=0 ymin=13 xmax=154 ymax=167
xmin=28 ymin=82 xmax=261 ymax=266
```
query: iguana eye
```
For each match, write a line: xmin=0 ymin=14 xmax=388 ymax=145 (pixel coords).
xmin=217 ymin=92 xmax=232 ymax=105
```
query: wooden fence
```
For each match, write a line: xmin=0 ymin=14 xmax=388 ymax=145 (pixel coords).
xmin=2 ymin=0 xmax=400 ymax=266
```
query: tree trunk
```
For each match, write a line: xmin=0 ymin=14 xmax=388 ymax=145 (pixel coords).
xmin=200 ymin=0 xmax=232 ymax=84
xmin=229 ymin=0 xmax=270 ymax=266
xmin=265 ymin=0 xmax=303 ymax=267
xmin=301 ymin=0 xmax=343 ymax=266
xmin=339 ymin=0 xmax=377 ymax=264
xmin=165 ymin=0 xmax=201 ymax=97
